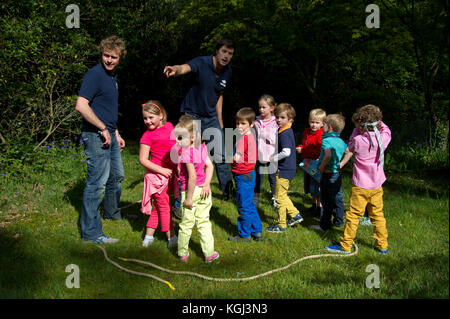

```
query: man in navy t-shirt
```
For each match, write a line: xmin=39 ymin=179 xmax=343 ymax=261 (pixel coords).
xmin=75 ymin=36 xmax=127 ymax=244
xmin=164 ymin=38 xmax=235 ymax=200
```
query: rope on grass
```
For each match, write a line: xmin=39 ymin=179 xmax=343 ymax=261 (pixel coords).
xmin=98 ymin=243 xmax=358 ymax=289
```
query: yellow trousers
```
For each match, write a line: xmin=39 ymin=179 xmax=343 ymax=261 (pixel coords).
xmin=178 ymin=186 xmax=215 ymax=258
xmin=275 ymin=174 xmax=299 ymax=228
xmin=340 ymin=186 xmax=388 ymax=251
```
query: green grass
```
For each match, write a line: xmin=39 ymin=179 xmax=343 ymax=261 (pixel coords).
xmin=0 ymin=140 xmax=448 ymax=299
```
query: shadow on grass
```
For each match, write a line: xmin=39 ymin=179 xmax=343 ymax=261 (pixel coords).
xmin=0 ymin=232 xmax=46 ymax=298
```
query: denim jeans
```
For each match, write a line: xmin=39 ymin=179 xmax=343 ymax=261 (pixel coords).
xmin=254 ymin=161 xmax=276 ymax=196
xmin=233 ymin=170 xmax=262 ymax=238
xmin=319 ymin=172 xmax=344 ymax=230
xmin=185 ymin=113 xmax=232 ymax=193
xmin=80 ymin=131 xmax=124 ymax=240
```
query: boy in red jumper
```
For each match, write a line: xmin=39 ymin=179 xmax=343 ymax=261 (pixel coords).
xmin=296 ymin=109 xmax=326 ymax=217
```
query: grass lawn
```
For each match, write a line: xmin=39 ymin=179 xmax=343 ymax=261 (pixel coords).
xmin=0 ymin=140 xmax=448 ymax=299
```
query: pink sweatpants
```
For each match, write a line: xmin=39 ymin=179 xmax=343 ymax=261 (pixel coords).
xmin=146 ymin=183 xmax=173 ymax=232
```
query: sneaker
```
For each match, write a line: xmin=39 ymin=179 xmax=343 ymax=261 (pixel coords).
xmin=272 ymin=197 xmax=278 ymax=208
xmin=376 ymin=248 xmax=388 ymax=255
xmin=179 ymin=251 xmax=189 ymax=262
xmin=228 ymin=235 xmax=252 ymax=242
xmin=86 ymin=235 xmax=119 ymax=244
xmin=172 ymin=206 xmax=182 ymax=219
xmin=253 ymin=196 xmax=260 ymax=207
xmin=287 ymin=213 xmax=304 ymax=227
xmin=266 ymin=225 xmax=286 ymax=233
xmin=167 ymin=235 xmax=178 ymax=248
xmin=251 ymin=233 xmax=264 ymax=241
xmin=359 ymin=216 xmax=372 ymax=226
xmin=142 ymin=235 xmax=154 ymax=247
xmin=326 ymin=244 xmax=351 ymax=254
xmin=205 ymin=251 xmax=220 ymax=263
xmin=310 ymin=224 xmax=325 ymax=231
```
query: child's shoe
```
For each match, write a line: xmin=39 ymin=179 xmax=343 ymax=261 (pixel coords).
xmin=179 ymin=251 xmax=189 ymax=262
xmin=375 ymin=248 xmax=388 ymax=255
xmin=310 ymin=224 xmax=325 ymax=231
xmin=359 ymin=216 xmax=372 ymax=226
xmin=167 ymin=235 xmax=178 ymax=248
xmin=228 ymin=235 xmax=252 ymax=242
xmin=266 ymin=224 xmax=286 ymax=233
xmin=326 ymin=244 xmax=351 ymax=254
xmin=251 ymin=233 xmax=264 ymax=241
xmin=205 ymin=251 xmax=220 ymax=263
xmin=142 ymin=235 xmax=154 ymax=247
xmin=287 ymin=213 xmax=304 ymax=227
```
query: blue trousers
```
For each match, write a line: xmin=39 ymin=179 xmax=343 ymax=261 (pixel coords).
xmin=233 ymin=171 xmax=263 ymax=238
xmin=80 ymin=131 xmax=124 ymax=240
xmin=319 ymin=172 xmax=344 ymax=229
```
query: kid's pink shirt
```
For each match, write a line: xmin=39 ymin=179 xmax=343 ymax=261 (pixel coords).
xmin=348 ymin=121 xmax=392 ymax=189
xmin=179 ymin=144 xmax=208 ymax=191
xmin=139 ymin=122 xmax=177 ymax=171
xmin=254 ymin=115 xmax=278 ymax=163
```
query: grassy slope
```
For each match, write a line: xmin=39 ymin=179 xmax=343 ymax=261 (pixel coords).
xmin=0 ymin=141 xmax=448 ymax=299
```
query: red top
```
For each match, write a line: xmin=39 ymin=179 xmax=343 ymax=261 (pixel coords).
xmin=231 ymin=133 xmax=257 ymax=174
xmin=297 ymin=127 xmax=323 ymax=160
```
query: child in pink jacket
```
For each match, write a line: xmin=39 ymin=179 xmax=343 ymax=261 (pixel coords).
xmin=327 ymin=104 xmax=391 ymax=254
xmin=253 ymin=94 xmax=279 ymax=207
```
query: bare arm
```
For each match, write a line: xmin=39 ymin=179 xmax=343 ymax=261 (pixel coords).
xmin=139 ymin=144 xmax=173 ymax=178
xmin=200 ymin=155 xmax=214 ymax=198
xmin=75 ymin=96 xmax=111 ymax=147
xmin=319 ymin=149 xmax=332 ymax=174
xmin=163 ymin=64 xmax=191 ymax=78
xmin=340 ymin=148 xmax=353 ymax=169
xmin=183 ymin=163 xmax=197 ymax=209
xmin=216 ymin=93 xmax=224 ymax=129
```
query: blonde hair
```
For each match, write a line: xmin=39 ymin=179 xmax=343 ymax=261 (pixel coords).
xmin=309 ymin=108 xmax=326 ymax=122
xmin=324 ymin=114 xmax=345 ymax=133
xmin=142 ymin=100 xmax=167 ymax=124
xmin=174 ymin=115 xmax=202 ymax=148
xmin=99 ymin=35 xmax=127 ymax=59
xmin=274 ymin=103 xmax=296 ymax=120
xmin=235 ymin=107 xmax=256 ymax=124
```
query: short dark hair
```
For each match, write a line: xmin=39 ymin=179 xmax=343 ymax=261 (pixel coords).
xmin=235 ymin=107 xmax=256 ymax=124
xmin=215 ymin=37 xmax=235 ymax=51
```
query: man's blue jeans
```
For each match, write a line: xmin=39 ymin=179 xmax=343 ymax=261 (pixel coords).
xmin=80 ymin=131 xmax=124 ymax=240
xmin=319 ymin=172 xmax=344 ymax=230
xmin=186 ymin=113 xmax=232 ymax=193
xmin=233 ymin=171 xmax=262 ymax=238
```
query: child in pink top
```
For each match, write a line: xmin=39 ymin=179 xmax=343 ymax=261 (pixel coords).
xmin=253 ymin=94 xmax=278 ymax=207
xmin=173 ymin=115 xmax=219 ymax=263
xmin=327 ymin=104 xmax=391 ymax=254
xmin=139 ymin=100 xmax=178 ymax=248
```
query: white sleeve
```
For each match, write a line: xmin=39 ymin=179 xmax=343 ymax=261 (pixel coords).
xmin=272 ymin=148 xmax=291 ymax=162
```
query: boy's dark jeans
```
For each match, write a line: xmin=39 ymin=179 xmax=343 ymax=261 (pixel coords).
xmin=320 ymin=172 xmax=344 ymax=230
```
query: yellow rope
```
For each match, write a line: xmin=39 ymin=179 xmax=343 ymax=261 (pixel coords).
xmin=98 ymin=243 xmax=358 ymax=289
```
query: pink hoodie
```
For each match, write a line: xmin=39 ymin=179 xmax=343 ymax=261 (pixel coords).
xmin=254 ymin=115 xmax=278 ymax=163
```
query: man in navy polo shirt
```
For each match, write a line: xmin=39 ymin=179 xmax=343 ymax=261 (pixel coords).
xmin=163 ymin=38 xmax=235 ymax=200
xmin=75 ymin=36 xmax=127 ymax=244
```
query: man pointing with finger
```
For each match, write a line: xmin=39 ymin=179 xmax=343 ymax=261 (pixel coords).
xmin=164 ymin=37 xmax=235 ymax=200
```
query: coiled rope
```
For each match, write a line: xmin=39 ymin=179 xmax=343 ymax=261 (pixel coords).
xmin=97 ymin=242 xmax=358 ymax=290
